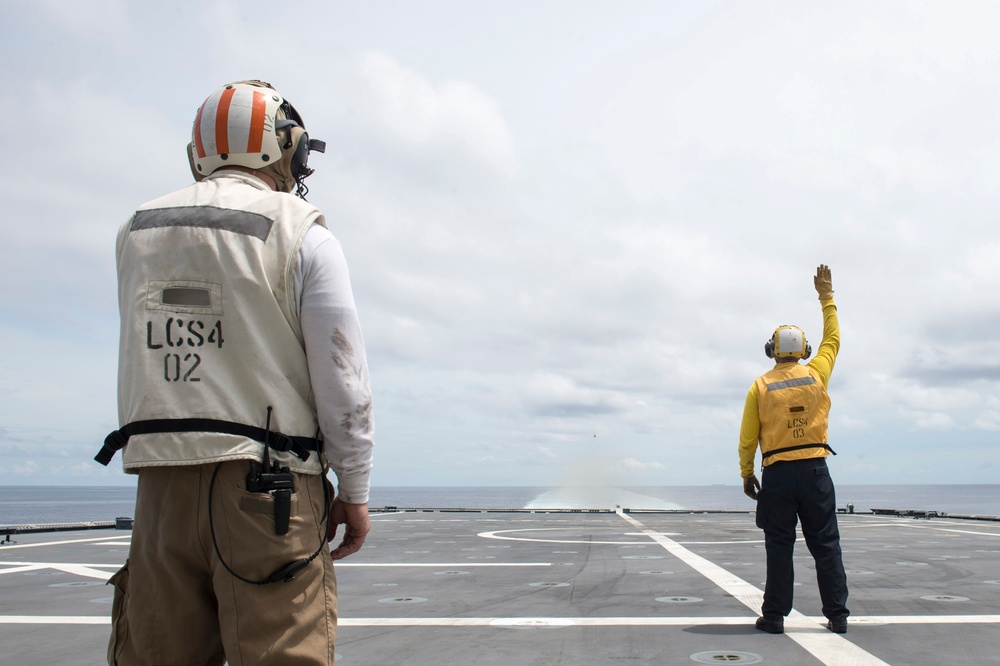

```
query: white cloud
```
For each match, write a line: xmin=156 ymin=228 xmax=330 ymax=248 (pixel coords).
xmin=912 ymin=412 xmax=957 ymax=430
xmin=32 ymin=0 xmax=130 ymax=47
xmin=9 ymin=460 xmax=40 ymax=477
xmin=863 ymin=145 xmax=954 ymax=191
xmin=5 ymin=1 xmax=1000 ymax=488
xmin=356 ymin=52 xmax=518 ymax=175
xmin=620 ymin=457 xmax=666 ymax=475
xmin=973 ymin=410 xmax=1000 ymax=431
xmin=967 ymin=243 xmax=1000 ymax=281
xmin=821 ymin=3 xmax=1000 ymax=81
xmin=897 ymin=384 xmax=981 ymax=412
xmin=521 ymin=373 xmax=636 ymax=418
xmin=765 ymin=153 xmax=867 ymax=194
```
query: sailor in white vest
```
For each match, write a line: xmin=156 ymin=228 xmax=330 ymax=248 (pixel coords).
xmin=100 ymin=80 xmax=375 ymax=665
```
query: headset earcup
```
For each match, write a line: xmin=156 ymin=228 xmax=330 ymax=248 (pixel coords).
xmin=764 ymin=340 xmax=774 ymax=358
xmin=289 ymin=127 xmax=311 ymax=179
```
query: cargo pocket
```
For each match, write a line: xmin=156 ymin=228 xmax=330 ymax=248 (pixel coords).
xmin=814 ymin=466 xmax=833 ymax=495
xmin=755 ymin=490 xmax=769 ymax=530
xmin=239 ymin=491 xmax=300 ymax=538
xmin=239 ymin=492 xmax=299 ymax=518
xmin=107 ymin=560 xmax=130 ymax=665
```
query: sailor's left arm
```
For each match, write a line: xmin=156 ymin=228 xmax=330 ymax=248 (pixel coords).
xmin=297 ymin=224 xmax=375 ymax=506
xmin=810 ymin=264 xmax=840 ymax=386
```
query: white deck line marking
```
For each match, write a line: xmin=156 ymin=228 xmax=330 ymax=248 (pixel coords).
xmin=889 ymin=523 xmax=1000 ymax=538
xmin=617 ymin=510 xmax=891 ymax=666
xmin=0 ymin=562 xmax=122 ymax=568
xmin=0 ymin=616 xmax=110 ymax=625
xmin=0 ymin=564 xmax=47 ymax=575
xmin=0 ymin=535 xmax=131 ymax=550
xmin=5 ymin=614 xmax=1000 ymax=627
xmin=0 ymin=562 xmax=120 ymax=579
xmin=339 ymin=615 xmax=1000 ymax=627
xmin=676 ymin=540 xmax=764 ymax=545
xmin=335 ymin=562 xmax=552 ymax=567
xmin=1 ymin=560 xmax=548 ymax=570
xmin=479 ymin=527 xmax=766 ymax=546
xmin=478 ymin=529 xmax=643 ymax=545
xmin=51 ymin=563 xmax=119 ymax=580
xmin=843 ymin=615 xmax=1000 ymax=624
xmin=338 ymin=617 xmax=761 ymax=627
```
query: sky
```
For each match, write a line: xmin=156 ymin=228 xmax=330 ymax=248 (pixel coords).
xmin=2 ymin=1 xmax=1000 ymax=490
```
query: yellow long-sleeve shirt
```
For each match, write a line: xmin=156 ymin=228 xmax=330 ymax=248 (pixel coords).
xmin=739 ymin=298 xmax=840 ymax=478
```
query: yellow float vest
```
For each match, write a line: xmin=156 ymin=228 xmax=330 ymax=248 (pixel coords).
xmin=755 ymin=362 xmax=832 ymax=466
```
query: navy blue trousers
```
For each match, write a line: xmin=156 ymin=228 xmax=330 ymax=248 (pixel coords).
xmin=756 ymin=457 xmax=849 ymax=621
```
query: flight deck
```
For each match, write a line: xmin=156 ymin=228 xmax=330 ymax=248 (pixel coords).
xmin=2 ymin=508 xmax=999 ymax=665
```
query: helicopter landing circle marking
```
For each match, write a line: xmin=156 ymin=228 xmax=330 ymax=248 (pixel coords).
xmin=478 ymin=527 xmax=762 ymax=546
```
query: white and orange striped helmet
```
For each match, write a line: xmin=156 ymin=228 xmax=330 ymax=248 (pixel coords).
xmin=187 ymin=80 xmax=324 ymax=197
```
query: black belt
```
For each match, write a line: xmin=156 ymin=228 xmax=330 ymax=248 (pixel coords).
xmin=95 ymin=418 xmax=322 ymax=466
xmin=762 ymin=442 xmax=836 ymax=460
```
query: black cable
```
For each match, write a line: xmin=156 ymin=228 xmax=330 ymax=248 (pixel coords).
xmin=294 ymin=177 xmax=310 ymax=200
xmin=207 ymin=461 xmax=331 ymax=585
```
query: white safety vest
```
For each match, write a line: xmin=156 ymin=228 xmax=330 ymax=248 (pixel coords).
xmin=115 ymin=171 xmax=325 ymax=474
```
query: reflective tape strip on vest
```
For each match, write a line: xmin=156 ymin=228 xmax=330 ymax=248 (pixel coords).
xmin=755 ymin=363 xmax=831 ymax=466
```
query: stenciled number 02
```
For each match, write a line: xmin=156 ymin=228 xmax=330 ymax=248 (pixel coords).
xmin=146 ymin=317 xmax=225 ymax=383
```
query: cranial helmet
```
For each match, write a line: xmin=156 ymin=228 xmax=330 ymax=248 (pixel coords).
xmin=764 ymin=325 xmax=812 ymax=360
xmin=187 ymin=80 xmax=326 ymax=199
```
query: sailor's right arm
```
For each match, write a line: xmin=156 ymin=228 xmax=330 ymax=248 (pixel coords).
xmin=738 ymin=382 xmax=760 ymax=479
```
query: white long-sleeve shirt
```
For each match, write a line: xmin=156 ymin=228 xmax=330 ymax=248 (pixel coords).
xmin=294 ymin=224 xmax=374 ymax=504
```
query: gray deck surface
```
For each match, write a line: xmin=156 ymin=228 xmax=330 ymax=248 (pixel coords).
xmin=2 ymin=509 xmax=999 ymax=665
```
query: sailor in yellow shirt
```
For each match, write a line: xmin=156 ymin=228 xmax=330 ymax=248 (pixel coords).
xmin=738 ymin=264 xmax=849 ymax=636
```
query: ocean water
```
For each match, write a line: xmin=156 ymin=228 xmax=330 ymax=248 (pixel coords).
xmin=0 ymin=486 xmax=141 ymax=526
xmin=371 ymin=484 xmax=1000 ymax=516
xmin=2 ymin=484 xmax=1000 ymax=526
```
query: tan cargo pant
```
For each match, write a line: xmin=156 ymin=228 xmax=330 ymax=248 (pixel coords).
xmin=107 ymin=461 xmax=337 ymax=665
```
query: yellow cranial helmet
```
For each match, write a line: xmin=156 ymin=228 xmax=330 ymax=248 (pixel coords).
xmin=765 ymin=325 xmax=811 ymax=360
